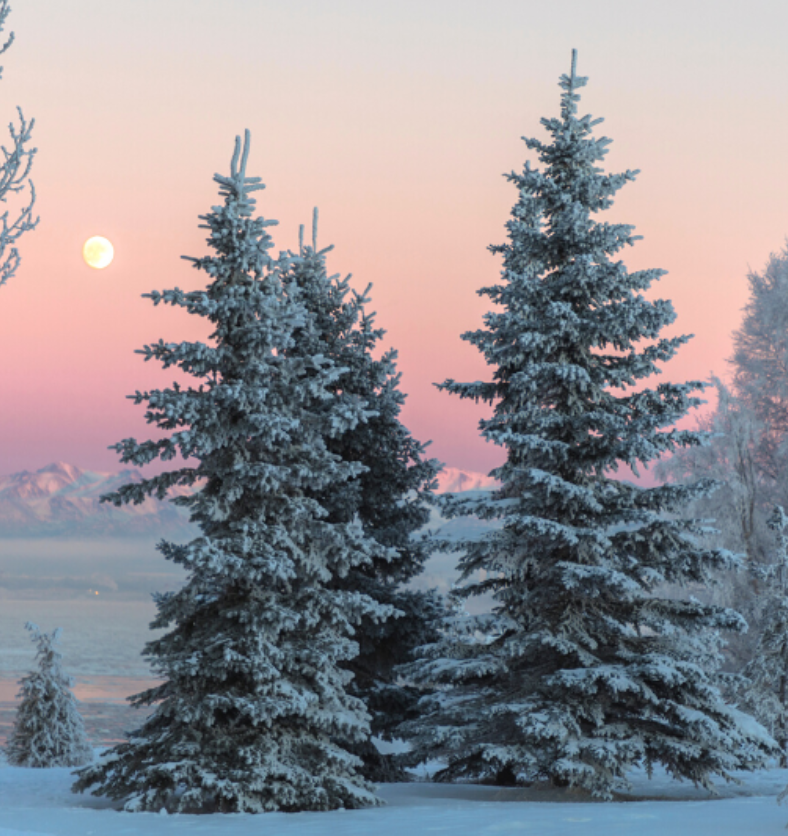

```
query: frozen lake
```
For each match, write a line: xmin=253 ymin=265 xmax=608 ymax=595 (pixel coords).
xmin=3 ymin=535 xmax=788 ymax=834
xmin=0 ymin=511 xmax=496 ymax=747
xmin=0 ymin=536 xmax=186 ymax=597
xmin=0 ymin=515 xmax=496 ymax=688
xmin=0 ymin=595 xmax=163 ymax=747
xmin=0 ymin=595 xmax=164 ymax=677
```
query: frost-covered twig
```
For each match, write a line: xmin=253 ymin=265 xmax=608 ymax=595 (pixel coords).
xmin=0 ymin=0 xmax=37 ymax=290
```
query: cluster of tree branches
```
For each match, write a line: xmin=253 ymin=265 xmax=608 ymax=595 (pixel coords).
xmin=0 ymin=0 xmax=36 ymax=292
xmin=656 ymin=245 xmax=788 ymax=762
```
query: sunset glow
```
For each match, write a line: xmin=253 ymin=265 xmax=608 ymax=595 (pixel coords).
xmin=0 ymin=1 xmax=786 ymax=478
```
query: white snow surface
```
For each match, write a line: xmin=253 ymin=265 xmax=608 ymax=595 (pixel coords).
xmin=1 ymin=754 xmax=788 ymax=835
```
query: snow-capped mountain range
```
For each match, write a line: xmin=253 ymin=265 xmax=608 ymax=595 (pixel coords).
xmin=435 ymin=467 xmax=499 ymax=494
xmin=0 ymin=462 xmax=499 ymax=539
xmin=0 ymin=462 xmax=195 ymax=538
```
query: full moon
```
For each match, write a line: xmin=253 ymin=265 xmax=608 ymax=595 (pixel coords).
xmin=82 ymin=236 xmax=114 ymax=269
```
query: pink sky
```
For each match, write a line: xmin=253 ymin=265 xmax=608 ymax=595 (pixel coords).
xmin=0 ymin=0 xmax=786 ymax=478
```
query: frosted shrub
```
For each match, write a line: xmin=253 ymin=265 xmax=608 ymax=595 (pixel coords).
xmin=5 ymin=623 xmax=92 ymax=768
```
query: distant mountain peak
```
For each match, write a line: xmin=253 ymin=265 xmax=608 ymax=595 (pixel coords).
xmin=0 ymin=462 xmax=497 ymax=538
xmin=435 ymin=467 xmax=500 ymax=494
xmin=0 ymin=462 xmax=90 ymax=502
xmin=38 ymin=461 xmax=85 ymax=479
xmin=0 ymin=462 xmax=194 ymax=539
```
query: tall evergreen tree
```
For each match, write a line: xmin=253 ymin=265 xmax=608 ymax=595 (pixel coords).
xmin=5 ymin=623 xmax=92 ymax=768
xmin=398 ymin=51 xmax=775 ymax=798
xmin=285 ymin=213 xmax=443 ymax=780
xmin=72 ymin=132 xmax=392 ymax=813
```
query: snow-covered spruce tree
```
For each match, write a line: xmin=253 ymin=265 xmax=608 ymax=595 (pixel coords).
xmin=397 ymin=51 xmax=776 ymax=798
xmin=5 ymin=623 xmax=92 ymax=768
xmin=285 ymin=213 xmax=443 ymax=781
xmin=740 ymin=505 xmax=788 ymax=767
xmin=0 ymin=0 xmax=37 ymax=290
xmin=72 ymin=132 xmax=393 ymax=813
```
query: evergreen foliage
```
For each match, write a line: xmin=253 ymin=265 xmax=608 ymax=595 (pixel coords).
xmin=72 ymin=132 xmax=393 ymax=813
xmin=285 ymin=213 xmax=443 ymax=780
xmin=397 ymin=51 xmax=776 ymax=798
xmin=5 ymin=623 xmax=92 ymax=768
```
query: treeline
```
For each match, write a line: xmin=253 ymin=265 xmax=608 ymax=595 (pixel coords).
xmin=657 ymin=245 xmax=788 ymax=763
xmin=6 ymin=48 xmax=788 ymax=814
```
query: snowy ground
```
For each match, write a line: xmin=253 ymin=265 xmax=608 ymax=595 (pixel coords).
xmin=1 ymin=755 xmax=788 ymax=835
xmin=4 ymin=524 xmax=787 ymax=834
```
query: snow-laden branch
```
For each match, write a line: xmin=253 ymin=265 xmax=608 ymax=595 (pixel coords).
xmin=0 ymin=1 xmax=37 ymax=290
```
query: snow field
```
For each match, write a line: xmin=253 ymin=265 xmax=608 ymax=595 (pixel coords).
xmin=2 ymin=757 xmax=788 ymax=836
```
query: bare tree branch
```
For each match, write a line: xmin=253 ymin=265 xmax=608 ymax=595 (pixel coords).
xmin=0 ymin=0 xmax=38 ymax=290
